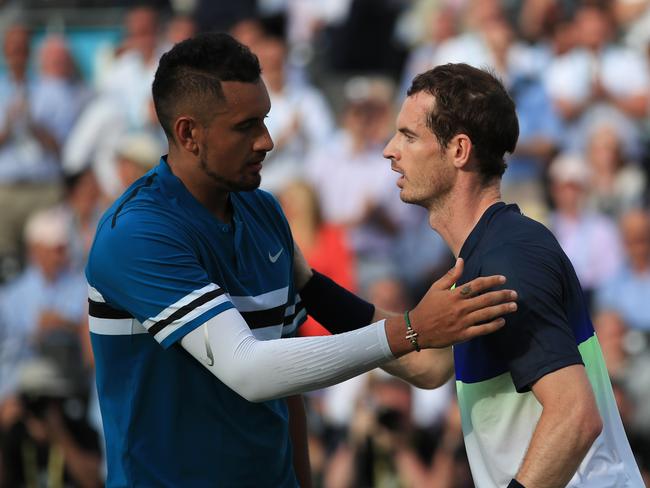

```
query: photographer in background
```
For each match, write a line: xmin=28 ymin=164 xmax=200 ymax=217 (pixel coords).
xmin=324 ymin=374 xmax=428 ymax=488
xmin=0 ymin=358 xmax=102 ymax=488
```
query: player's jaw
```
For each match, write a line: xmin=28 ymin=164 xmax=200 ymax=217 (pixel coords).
xmin=199 ymin=152 xmax=267 ymax=192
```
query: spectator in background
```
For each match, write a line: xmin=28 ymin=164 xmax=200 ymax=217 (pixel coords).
xmin=398 ymin=6 xmax=458 ymax=97
xmin=0 ymin=27 xmax=86 ymax=279
xmin=391 ymin=207 xmax=454 ymax=304
xmin=254 ymin=16 xmax=335 ymax=194
xmin=325 ymin=0 xmax=409 ymax=77
xmin=548 ymin=153 xmax=624 ymax=305
xmin=115 ymin=131 xmax=164 ymax=190
xmin=479 ymin=14 xmax=563 ymax=220
xmin=425 ymin=398 xmax=474 ymax=488
xmin=0 ymin=358 xmax=102 ymax=488
xmin=596 ymin=209 xmax=650 ymax=332
xmin=96 ymin=5 xmax=164 ymax=131
xmin=306 ymin=76 xmax=408 ymax=292
xmin=278 ymin=180 xmax=357 ymax=337
xmin=164 ymin=14 xmax=197 ymax=47
xmin=545 ymin=3 xmax=650 ymax=157
xmin=0 ymin=207 xmax=87 ymax=409
xmin=66 ymin=8 xmax=193 ymax=201
xmin=614 ymin=0 xmax=650 ymax=59
xmin=324 ymin=375 xmax=428 ymax=488
xmin=61 ymin=167 xmax=103 ymax=272
xmin=432 ymin=0 xmax=510 ymax=69
xmin=594 ymin=310 xmax=635 ymax=380
xmin=584 ymin=123 xmax=647 ymax=217
xmin=229 ymin=17 xmax=265 ymax=50
xmin=193 ymin=0 xmax=257 ymax=33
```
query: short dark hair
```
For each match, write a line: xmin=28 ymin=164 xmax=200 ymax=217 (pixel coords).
xmin=152 ymin=32 xmax=261 ymax=137
xmin=407 ymin=63 xmax=519 ymax=182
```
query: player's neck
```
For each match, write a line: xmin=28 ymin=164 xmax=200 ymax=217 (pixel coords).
xmin=428 ymin=179 xmax=501 ymax=257
xmin=166 ymin=152 xmax=232 ymax=223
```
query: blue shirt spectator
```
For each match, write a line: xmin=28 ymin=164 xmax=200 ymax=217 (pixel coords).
xmin=596 ymin=210 xmax=650 ymax=331
xmin=0 ymin=207 xmax=87 ymax=400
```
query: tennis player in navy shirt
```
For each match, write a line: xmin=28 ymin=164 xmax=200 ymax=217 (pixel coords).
xmin=383 ymin=63 xmax=643 ymax=487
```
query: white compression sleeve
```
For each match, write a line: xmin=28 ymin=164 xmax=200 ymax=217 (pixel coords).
xmin=180 ymin=308 xmax=394 ymax=402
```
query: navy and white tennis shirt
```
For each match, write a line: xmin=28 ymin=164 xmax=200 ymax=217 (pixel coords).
xmin=454 ymin=202 xmax=642 ymax=487
xmin=86 ymin=158 xmax=306 ymax=487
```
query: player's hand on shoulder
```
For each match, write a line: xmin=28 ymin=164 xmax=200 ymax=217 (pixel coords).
xmin=409 ymin=258 xmax=518 ymax=348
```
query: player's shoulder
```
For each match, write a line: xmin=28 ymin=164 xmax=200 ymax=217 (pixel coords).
xmin=480 ymin=204 xmax=565 ymax=275
xmin=97 ymin=173 xmax=180 ymax=236
xmin=90 ymin=176 xmax=192 ymax=268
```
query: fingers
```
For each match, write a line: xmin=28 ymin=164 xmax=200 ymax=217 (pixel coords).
xmin=460 ymin=318 xmax=507 ymax=341
xmin=464 ymin=301 xmax=517 ymax=326
xmin=456 ymin=274 xmax=506 ymax=297
xmin=433 ymin=258 xmax=464 ymax=290
xmin=464 ymin=289 xmax=517 ymax=313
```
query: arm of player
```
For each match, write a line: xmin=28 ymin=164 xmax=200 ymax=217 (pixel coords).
xmin=378 ymin=264 xmax=464 ymax=389
xmin=294 ymin=245 xmax=512 ymax=389
xmin=287 ymin=395 xmax=312 ymax=488
xmin=180 ymin=277 xmax=515 ymax=402
xmin=513 ymin=365 xmax=603 ymax=488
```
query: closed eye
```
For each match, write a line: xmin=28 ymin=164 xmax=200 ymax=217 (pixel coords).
xmin=398 ymin=128 xmax=417 ymax=142
xmin=234 ymin=115 xmax=269 ymax=132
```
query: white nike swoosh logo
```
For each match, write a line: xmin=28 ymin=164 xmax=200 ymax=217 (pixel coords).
xmin=269 ymin=248 xmax=283 ymax=263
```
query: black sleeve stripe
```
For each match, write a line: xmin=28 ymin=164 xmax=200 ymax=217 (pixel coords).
xmin=148 ymin=288 xmax=225 ymax=336
xmin=88 ymin=299 xmax=133 ymax=319
xmin=241 ymin=304 xmax=287 ymax=330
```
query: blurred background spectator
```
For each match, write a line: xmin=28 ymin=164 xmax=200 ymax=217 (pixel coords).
xmin=548 ymin=153 xmax=624 ymax=306
xmin=0 ymin=358 xmax=102 ymax=488
xmin=1 ymin=0 xmax=650 ymax=485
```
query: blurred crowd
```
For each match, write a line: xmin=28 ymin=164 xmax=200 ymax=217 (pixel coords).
xmin=0 ymin=0 xmax=649 ymax=486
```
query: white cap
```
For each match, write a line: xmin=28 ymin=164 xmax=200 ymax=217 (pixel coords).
xmin=116 ymin=132 xmax=162 ymax=170
xmin=23 ymin=206 xmax=70 ymax=247
xmin=17 ymin=357 xmax=74 ymax=397
xmin=344 ymin=76 xmax=394 ymax=105
xmin=549 ymin=153 xmax=591 ymax=186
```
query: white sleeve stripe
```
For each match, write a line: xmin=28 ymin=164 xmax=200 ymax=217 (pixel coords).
xmin=88 ymin=284 xmax=105 ymax=303
xmin=228 ymin=286 xmax=289 ymax=311
xmin=89 ymin=317 xmax=147 ymax=335
xmin=153 ymin=294 xmax=230 ymax=343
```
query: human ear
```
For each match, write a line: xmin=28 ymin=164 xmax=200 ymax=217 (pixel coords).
xmin=174 ymin=117 xmax=200 ymax=155
xmin=451 ymin=134 xmax=472 ymax=169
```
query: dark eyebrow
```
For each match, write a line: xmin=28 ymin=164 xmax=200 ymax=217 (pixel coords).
xmin=398 ymin=127 xmax=418 ymax=138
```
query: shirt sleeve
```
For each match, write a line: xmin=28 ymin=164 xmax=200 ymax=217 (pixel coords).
xmin=86 ymin=209 xmax=234 ymax=349
xmin=479 ymin=245 xmax=583 ymax=392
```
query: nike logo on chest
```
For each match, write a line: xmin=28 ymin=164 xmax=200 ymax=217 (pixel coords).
xmin=269 ymin=248 xmax=283 ymax=263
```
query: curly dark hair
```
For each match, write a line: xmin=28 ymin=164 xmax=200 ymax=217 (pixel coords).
xmin=152 ymin=32 xmax=261 ymax=138
xmin=407 ymin=63 xmax=519 ymax=183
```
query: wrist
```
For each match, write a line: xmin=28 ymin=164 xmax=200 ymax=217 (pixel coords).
xmin=384 ymin=315 xmax=418 ymax=358
xmin=403 ymin=310 xmax=420 ymax=352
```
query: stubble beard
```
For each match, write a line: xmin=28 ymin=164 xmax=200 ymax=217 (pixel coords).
xmin=199 ymin=156 xmax=261 ymax=193
xmin=401 ymin=162 xmax=456 ymax=214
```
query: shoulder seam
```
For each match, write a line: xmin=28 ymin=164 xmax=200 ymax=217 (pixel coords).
xmin=111 ymin=174 xmax=157 ymax=229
